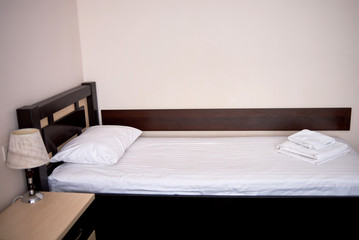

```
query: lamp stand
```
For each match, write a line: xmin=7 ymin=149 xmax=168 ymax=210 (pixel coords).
xmin=22 ymin=169 xmax=43 ymax=203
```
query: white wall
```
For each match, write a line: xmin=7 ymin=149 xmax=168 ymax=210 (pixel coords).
xmin=0 ymin=0 xmax=83 ymax=211
xmin=77 ymin=0 xmax=359 ymax=150
xmin=1 ymin=0 xmax=358 ymax=211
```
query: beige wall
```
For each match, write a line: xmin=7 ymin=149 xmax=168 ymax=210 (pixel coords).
xmin=1 ymin=0 xmax=358 ymax=211
xmin=78 ymin=0 xmax=359 ymax=150
xmin=0 ymin=0 xmax=83 ymax=211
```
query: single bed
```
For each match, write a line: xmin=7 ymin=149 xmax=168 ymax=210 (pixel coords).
xmin=48 ymin=136 xmax=359 ymax=196
xmin=16 ymin=82 xmax=356 ymax=236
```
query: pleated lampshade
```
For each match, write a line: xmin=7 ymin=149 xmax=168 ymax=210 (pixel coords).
xmin=6 ymin=128 xmax=49 ymax=169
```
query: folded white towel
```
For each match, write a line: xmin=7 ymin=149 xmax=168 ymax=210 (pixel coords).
xmin=276 ymin=140 xmax=349 ymax=161
xmin=288 ymin=129 xmax=335 ymax=149
xmin=276 ymin=148 xmax=350 ymax=165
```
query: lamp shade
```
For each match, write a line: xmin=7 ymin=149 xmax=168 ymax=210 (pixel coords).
xmin=6 ymin=128 xmax=49 ymax=169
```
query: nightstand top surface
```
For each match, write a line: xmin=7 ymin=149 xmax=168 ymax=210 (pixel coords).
xmin=0 ymin=191 xmax=94 ymax=240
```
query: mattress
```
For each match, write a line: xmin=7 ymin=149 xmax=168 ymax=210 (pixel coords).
xmin=49 ymin=136 xmax=359 ymax=196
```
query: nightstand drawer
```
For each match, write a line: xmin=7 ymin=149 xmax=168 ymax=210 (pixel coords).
xmin=63 ymin=199 xmax=96 ymax=240
xmin=63 ymin=228 xmax=96 ymax=240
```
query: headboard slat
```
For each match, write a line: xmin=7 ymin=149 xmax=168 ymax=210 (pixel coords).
xmin=102 ymin=108 xmax=351 ymax=131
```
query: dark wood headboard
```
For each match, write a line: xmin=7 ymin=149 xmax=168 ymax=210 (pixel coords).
xmin=102 ymin=108 xmax=351 ymax=131
xmin=16 ymin=82 xmax=99 ymax=190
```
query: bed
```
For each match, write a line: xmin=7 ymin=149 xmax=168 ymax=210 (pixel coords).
xmin=48 ymin=136 xmax=359 ymax=196
xmin=16 ymin=82 xmax=357 ymax=236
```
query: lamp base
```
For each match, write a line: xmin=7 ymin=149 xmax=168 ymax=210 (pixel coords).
xmin=21 ymin=191 xmax=44 ymax=204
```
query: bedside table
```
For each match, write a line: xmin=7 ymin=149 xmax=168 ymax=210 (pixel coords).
xmin=0 ymin=192 xmax=95 ymax=240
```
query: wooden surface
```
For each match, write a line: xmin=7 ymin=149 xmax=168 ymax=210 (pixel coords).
xmin=0 ymin=192 xmax=94 ymax=240
xmin=101 ymin=108 xmax=351 ymax=131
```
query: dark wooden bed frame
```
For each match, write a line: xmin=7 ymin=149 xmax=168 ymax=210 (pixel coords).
xmin=102 ymin=108 xmax=351 ymax=131
xmin=16 ymin=82 xmax=353 ymax=237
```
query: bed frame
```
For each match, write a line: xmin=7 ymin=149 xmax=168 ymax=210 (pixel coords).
xmin=16 ymin=82 xmax=353 ymax=237
xmin=102 ymin=108 xmax=351 ymax=131
xmin=17 ymin=82 xmax=99 ymax=190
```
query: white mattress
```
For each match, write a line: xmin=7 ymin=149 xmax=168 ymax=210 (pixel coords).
xmin=49 ymin=136 xmax=359 ymax=196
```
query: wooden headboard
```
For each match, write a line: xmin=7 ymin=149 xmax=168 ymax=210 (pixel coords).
xmin=102 ymin=108 xmax=351 ymax=131
xmin=16 ymin=82 xmax=99 ymax=190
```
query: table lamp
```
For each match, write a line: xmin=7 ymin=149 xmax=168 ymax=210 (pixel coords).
xmin=6 ymin=128 xmax=49 ymax=203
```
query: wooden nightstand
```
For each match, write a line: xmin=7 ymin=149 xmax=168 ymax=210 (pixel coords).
xmin=0 ymin=192 xmax=95 ymax=240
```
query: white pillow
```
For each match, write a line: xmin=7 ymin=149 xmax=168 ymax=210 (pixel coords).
xmin=51 ymin=125 xmax=142 ymax=165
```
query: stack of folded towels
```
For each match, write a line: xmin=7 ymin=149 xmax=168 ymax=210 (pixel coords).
xmin=276 ymin=129 xmax=350 ymax=165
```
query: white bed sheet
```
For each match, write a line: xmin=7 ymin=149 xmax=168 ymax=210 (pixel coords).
xmin=49 ymin=136 xmax=359 ymax=196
